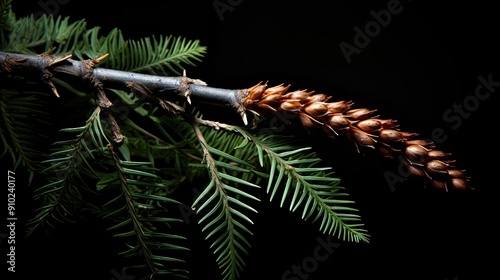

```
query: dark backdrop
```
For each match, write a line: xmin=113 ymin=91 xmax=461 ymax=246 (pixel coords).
xmin=5 ymin=1 xmax=498 ymax=280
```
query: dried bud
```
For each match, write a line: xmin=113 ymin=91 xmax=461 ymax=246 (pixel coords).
xmin=262 ymin=84 xmax=290 ymax=97
xmin=304 ymin=102 xmax=329 ymax=118
xmin=425 ymin=160 xmax=449 ymax=174
xmin=447 ymin=169 xmax=465 ymax=178
xmin=350 ymin=127 xmax=377 ymax=148
xmin=430 ymin=179 xmax=448 ymax=191
xmin=307 ymin=93 xmax=329 ymax=103
xmin=406 ymin=164 xmax=428 ymax=178
xmin=405 ymin=139 xmax=435 ymax=149
xmin=298 ymin=112 xmax=316 ymax=129
xmin=247 ymin=82 xmax=267 ymax=100
xmin=357 ymin=119 xmax=382 ymax=134
xmin=379 ymin=129 xmax=404 ymax=143
xmin=260 ymin=93 xmax=282 ymax=105
xmin=376 ymin=144 xmax=398 ymax=159
xmin=326 ymin=101 xmax=352 ymax=114
xmin=378 ymin=119 xmax=398 ymax=129
xmin=280 ymin=100 xmax=303 ymax=112
xmin=283 ymin=90 xmax=312 ymax=102
xmin=428 ymin=150 xmax=451 ymax=159
xmin=404 ymin=144 xmax=429 ymax=163
xmin=346 ymin=108 xmax=377 ymax=120
xmin=400 ymin=131 xmax=418 ymax=139
xmin=450 ymin=178 xmax=468 ymax=190
xmin=327 ymin=115 xmax=350 ymax=130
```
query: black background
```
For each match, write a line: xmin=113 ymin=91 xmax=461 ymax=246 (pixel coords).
xmin=3 ymin=0 xmax=498 ymax=280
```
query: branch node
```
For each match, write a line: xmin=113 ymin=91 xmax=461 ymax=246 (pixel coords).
xmin=178 ymin=69 xmax=207 ymax=105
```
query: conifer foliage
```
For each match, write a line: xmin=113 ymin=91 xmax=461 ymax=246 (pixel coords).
xmin=0 ymin=1 xmax=471 ymax=279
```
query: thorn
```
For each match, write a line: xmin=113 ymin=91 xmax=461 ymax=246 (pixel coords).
xmin=48 ymin=54 xmax=72 ymax=67
xmin=93 ymin=53 xmax=109 ymax=64
xmin=242 ymin=112 xmax=248 ymax=126
xmin=185 ymin=90 xmax=192 ymax=105
xmin=46 ymin=79 xmax=60 ymax=98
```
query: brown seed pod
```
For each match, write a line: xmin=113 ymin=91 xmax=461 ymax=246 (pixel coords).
xmin=327 ymin=114 xmax=351 ymax=130
xmin=247 ymin=82 xmax=267 ymax=100
xmin=280 ymin=100 xmax=302 ymax=112
xmin=304 ymin=102 xmax=329 ymax=118
xmin=428 ymin=150 xmax=451 ymax=159
xmin=376 ymin=144 xmax=398 ymax=159
xmin=357 ymin=119 xmax=382 ymax=134
xmin=326 ymin=101 xmax=353 ymax=114
xmin=447 ymin=169 xmax=465 ymax=178
xmin=260 ymin=93 xmax=282 ymax=105
xmin=425 ymin=160 xmax=449 ymax=174
xmin=298 ymin=112 xmax=317 ymax=129
xmin=404 ymin=144 xmax=429 ymax=163
xmin=244 ymin=98 xmax=255 ymax=107
xmin=307 ymin=93 xmax=330 ymax=103
xmin=405 ymin=139 xmax=436 ymax=149
xmin=262 ymin=84 xmax=290 ymax=97
xmin=450 ymin=178 xmax=468 ymax=190
xmin=346 ymin=108 xmax=377 ymax=120
xmin=430 ymin=179 xmax=448 ymax=191
xmin=378 ymin=119 xmax=399 ymax=129
xmin=350 ymin=127 xmax=377 ymax=148
xmin=379 ymin=129 xmax=404 ymax=143
xmin=406 ymin=164 xmax=428 ymax=178
xmin=282 ymin=90 xmax=312 ymax=102
xmin=400 ymin=131 xmax=419 ymax=139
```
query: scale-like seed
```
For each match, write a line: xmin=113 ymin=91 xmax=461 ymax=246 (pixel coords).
xmin=404 ymin=144 xmax=428 ymax=163
xmin=379 ymin=129 xmax=404 ymax=143
xmin=280 ymin=100 xmax=302 ymax=112
xmin=407 ymin=164 xmax=427 ymax=178
xmin=428 ymin=150 xmax=451 ymax=159
xmin=357 ymin=119 xmax=382 ymax=133
xmin=305 ymin=102 xmax=329 ymax=118
xmin=243 ymin=82 xmax=472 ymax=191
xmin=450 ymin=178 xmax=468 ymax=190
xmin=327 ymin=115 xmax=350 ymax=130
xmin=327 ymin=101 xmax=352 ymax=113
xmin=346 ymin=108 xmax=376 ymax=120
xmin=426 ymin=160 xmax=449 ymax=174
xmin=351 ymin=127 xmax=377 ymax=148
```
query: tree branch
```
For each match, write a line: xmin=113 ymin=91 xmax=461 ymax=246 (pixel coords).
xmin=0 ymin=51 xmax=250 ymax=123
xmin=0 ymin=51 xmax=473 ymax=192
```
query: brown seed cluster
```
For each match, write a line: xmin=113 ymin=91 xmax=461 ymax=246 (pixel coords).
xmin=243 ymin=82 xmax=472 ymax=191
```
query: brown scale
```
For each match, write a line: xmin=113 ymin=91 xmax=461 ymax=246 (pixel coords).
xmin=243 ymin=82 xmax=472 ymax=191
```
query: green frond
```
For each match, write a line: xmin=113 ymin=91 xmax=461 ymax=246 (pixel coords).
xmin=235 ymin=128 xmax=370 ymax=243
xmin=25 ymin=107 xmax=107 ymax=235
xmin=0 ymin=78 xmax=52 ymax=182
xmin=4 ymin=13 xmax=206 ymax=76
xmin=105 ymin=34 xmax=207 ymax=75
xmin=4 ymin=13 xmax=87 ymax=54
xmin=192 ymin=126 xmax=260 ymax=280
xmin=103 ymin=150 xmax=189 ymax=279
